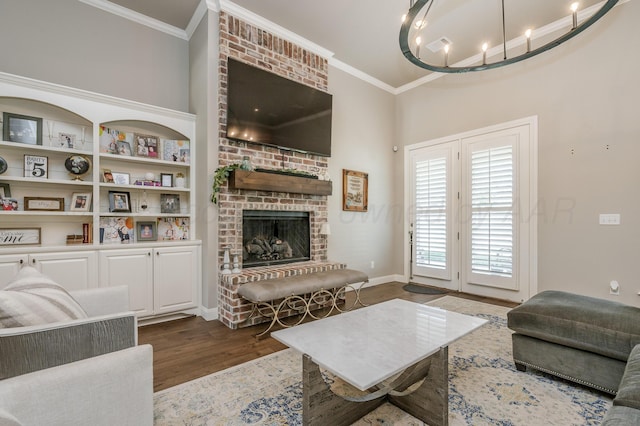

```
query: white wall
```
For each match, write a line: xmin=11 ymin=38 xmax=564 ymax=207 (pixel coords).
xmin=396 ymin=2 xmax=640 ymax=305
xmin=327 ymin=65 xmax=399 ymax=281
xmin=0 ymin=0 xmax=189 ymax=111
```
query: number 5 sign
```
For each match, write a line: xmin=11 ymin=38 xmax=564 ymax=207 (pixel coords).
xmin=24 ymin=155 xmax=48 ymax=178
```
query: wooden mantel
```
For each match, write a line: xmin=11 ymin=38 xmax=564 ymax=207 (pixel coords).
xmin=229 ymin=170 xmax=332 ymax=196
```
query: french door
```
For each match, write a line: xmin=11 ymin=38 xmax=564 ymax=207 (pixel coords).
xmin=406 ymin=118 xmax=537 ymax=302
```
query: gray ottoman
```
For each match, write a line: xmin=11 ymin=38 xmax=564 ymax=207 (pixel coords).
xmin=507 ymin=290 xmax=640 ymax=394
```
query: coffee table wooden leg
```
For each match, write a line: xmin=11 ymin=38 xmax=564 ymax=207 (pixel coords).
xmin=388 ymin=346 xmax=449 ymax=426
xmin=302 ymin=354 xmax=385 ymax=426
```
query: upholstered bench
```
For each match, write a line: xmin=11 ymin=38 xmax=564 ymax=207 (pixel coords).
xmin=507 ymin=290 xmax=640 ymax=394
xmin=237 ymin=268 xmax=368 ymax=336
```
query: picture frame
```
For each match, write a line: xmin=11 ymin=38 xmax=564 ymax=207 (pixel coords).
xmin=136 ymin=221 xmax=157 ymax=241
xmin=24 ymin=197 xmax=64 ymax=211
xmin=158 ymin=217 xmax=189 ymax=240
xmin=108 ymin=191 xmax=131 ymax=213
xmin=160 ymin=173 xmax=173 ymax=187
xmin=0 ymin=183 xmax=10 ymax=198
xmin=160 ymin=193 xmax=180 ymax=214
xmin=0 ymin=227 xmax=41 ymax=246
xmin=111 ymin=172 xmax=130 ymax=185
xmin=24 ymin=155 xmax=48 ymax=178
xmin=99 ymin=216 xmax=133 ymax=244
xmin=70 ymin=192 xmax=92 ymax=212
xmin=58 ymin=132 xmax=76 ymax=149
xmin=342 ymin=169 xmax=368 ymax=212
xmin=116 ymin=140 xmax=133 ymax=156
xmin=134 ymin=133 xmax=159 ymax=158
xmin=1 ymin=198 xmax=18 ymax=211
xmin=2 ymin=112 xmax=43 ymax=145
xmin=103 ymin=169 xmax=114 ymax=183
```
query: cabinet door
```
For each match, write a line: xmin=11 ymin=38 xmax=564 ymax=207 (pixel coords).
xmin=153 ymin=246 xmax=198 ymax=315
xmin=99 ymin=249 xmax=153 ymax=317
xmin=31 ymin=251 xmax=98 ymax=291
xmin=0 ymin=254 xmax=29 ymax=287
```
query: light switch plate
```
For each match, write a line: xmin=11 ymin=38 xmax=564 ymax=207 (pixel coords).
xmin=599 ymin=214 xmax=621 ymax=225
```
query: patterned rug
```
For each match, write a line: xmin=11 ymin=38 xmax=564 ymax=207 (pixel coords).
xmin=154 ymin=296 xmax=613 ymax=425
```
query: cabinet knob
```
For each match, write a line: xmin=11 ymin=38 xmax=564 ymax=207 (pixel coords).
xmin=148 ymin=252 xmax=151 ymax=256
xmin=156 ymin=251 xmax=160 ymax=256
xmin=31 ymin=259 xmax=36 ymax=264
xmin=19 ymin=259 xmax=24 ymax=264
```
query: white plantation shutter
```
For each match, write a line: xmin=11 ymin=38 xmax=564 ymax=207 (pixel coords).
xmin=412 ymin=146 xmax=452 ymax=281
xmin=471 ymin=145 xmax=513 ymax=276
xmin=415 ymin=157 xmax=447 ymax=269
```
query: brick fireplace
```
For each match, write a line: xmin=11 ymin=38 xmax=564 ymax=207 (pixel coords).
xmin=217 ymin=12 xmax=333 ymax=329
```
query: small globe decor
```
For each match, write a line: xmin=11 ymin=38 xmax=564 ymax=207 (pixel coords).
xmin=64 ymin=155 xmax=91 ymax=180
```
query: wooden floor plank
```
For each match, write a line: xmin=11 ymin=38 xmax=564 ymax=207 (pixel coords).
xmin=138 ymin=281 xmax=517 ymax=392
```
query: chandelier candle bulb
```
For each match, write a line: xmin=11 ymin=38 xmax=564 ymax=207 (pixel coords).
xmin=444 ymin=44 xmax=450 ymax=66
xmin=482 ymin=43 xmax=488 ymax=65
xmin=571 ymin=2 xmax=579 ymax=29
xmin=525 ymin=29 xmax=532 ymax=52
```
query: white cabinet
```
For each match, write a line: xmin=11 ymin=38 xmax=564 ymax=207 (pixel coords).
xmin=0 ymin=251 xmax=97 ymax=291
xmin=99 ymin=245 xmax=199 ymax=318
xmin=98 ymin=248 xmax=154 ymax=316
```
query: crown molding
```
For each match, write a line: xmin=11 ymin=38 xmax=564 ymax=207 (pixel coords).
xmin=329 ymin=59 xmax=396 ymax=94
xmin=218 ymin=0 xmax=334 ymax=59
xmin=78 ymin=0 xmax=189 ymax=40
xmin=185 ymin=0 xmax=212 ymax=39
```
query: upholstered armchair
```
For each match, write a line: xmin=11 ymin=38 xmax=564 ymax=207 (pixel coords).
xmin=0 ymin=267 xmax=153 ymax=425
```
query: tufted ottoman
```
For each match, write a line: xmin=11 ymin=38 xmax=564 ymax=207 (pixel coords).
xmin=507 ymin=290 xmax=640 ymax=394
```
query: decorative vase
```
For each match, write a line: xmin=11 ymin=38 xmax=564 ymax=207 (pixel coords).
xmin=222 ymin=248 xmax=231 ymax=274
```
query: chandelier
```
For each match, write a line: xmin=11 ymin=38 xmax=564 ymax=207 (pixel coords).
xmin=399 ymin=0 xmax=619 ymax=73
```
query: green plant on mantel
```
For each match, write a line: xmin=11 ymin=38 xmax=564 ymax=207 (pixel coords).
xmin=211 ymin=163 xmax=241 ymax=204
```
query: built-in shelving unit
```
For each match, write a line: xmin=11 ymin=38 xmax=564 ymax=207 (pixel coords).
xmin=0 ymin=72 xmax=201 ymax=319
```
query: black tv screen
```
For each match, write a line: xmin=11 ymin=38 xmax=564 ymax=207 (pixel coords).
xmin=226 ymin=59 xmax=333 ymax=157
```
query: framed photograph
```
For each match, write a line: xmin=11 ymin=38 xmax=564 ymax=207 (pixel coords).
xmin=58 ymin=132 xmax=76 ymax=149
xmin=161 ymin=139 xmax=190 ymax=163
xmin=158 ymin=217 xmax=189 ymax=240
xmin=103 ymin=169 xmax=114 ymax=183
xmin=0 ymin=227 xmax=41 ymax=246
xmin=108 ymin=191 xmax=131 ymax=213
xmin=160 ymin=193 xmax=180 ymax=214
xmin=116 ymin=140 xmax=133 ymax=156
xmin=342 ymin=169 xmax=368 ymax=212
xmin=24 ymin=155 xmax=48 ymax=178
xmin=111 ymin=172 xmax=130 ymax=185
xmin=99 ymin=217 xmax=133 ymax=244
xmin=160 ymin=173 xmax=173 ymax=187
xmin=24 ymin=197 xmax=64 ymax=211
xmin=2 ymin=112 xmax=43 ymax=145
xmin=136 ymin=221 xmax=157 ymax=241
xmin=0 ymin=183 xmax=10 ymax=198
xmin=1 ymin=198 xmax=18 ymax=210
xmin=70 ymin=192 xmax=92 ymax=212
xmin=134 ymin=133 xmax=159 ymax=158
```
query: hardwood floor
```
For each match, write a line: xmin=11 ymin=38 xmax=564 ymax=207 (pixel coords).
xmin=138 ymin=282 xmax=518 ymax=392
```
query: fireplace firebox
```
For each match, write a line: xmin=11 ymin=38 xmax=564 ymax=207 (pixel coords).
xmin=242 ymin=210 xmax=311 ymax=268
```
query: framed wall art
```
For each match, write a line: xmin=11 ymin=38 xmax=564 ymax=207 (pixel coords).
xmin=24 ymin=197 xmax=64 ymax=211
xmin=0 ymin=183 xmax=10 ymax=198
xmin=160 ymin=173 xmax=173 ymax=187
xmin=0 ymin=227 xmax=41 ymax=246
xmin=134 ymin=133 xmax=159 ymax=158
xmin=24 ymin=155 xmax=48 ymax=178
xmin=111 ymin=172 xmax=130 ymax=185
xmin=70 ymin=192 xmax=92 ymax=212
xmin=3 ymin=112 xmax=43 ymax=145
xmin=136 ymin=221 xmax=157 ymax=241
xmin=108 ymin=191 xmax=131 ymax=213
xmin=342 ymin=169 xmax=368 ymax=212
xmin=160 ymin=193 xmax=180 ymax=214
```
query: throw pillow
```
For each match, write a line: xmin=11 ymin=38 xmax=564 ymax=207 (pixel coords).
xmin=0 ymin=266 xmax=88 ymax=328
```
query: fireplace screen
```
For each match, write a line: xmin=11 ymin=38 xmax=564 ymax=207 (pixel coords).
xmin=242 ymin=210 xmax=311 ymax=267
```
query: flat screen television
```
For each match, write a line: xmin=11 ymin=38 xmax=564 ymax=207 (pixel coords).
xmin=226 ymin=59 xmax=333 ymax=157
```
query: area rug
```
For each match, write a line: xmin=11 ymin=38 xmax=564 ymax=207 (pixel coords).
xmin=154 ymin=296 xmax=613 ymax=425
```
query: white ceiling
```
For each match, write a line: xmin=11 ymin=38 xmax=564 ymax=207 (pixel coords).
xmin=99 ymin=0 xmax=619 ymax=90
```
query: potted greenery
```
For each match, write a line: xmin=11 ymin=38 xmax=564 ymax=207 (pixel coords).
xmin=211 ymin=163 xmax=241 ymax=204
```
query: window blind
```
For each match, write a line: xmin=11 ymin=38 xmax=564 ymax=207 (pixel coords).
xmin=414 ymin=157 xmax=447 ymax=270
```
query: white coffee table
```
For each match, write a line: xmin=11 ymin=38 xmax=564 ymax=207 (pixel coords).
xmin=272 ymin=298 xmax=487 ymax=426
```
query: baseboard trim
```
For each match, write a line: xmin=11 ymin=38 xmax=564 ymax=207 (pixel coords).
xmin=200 ymin=306 xmax=219 ymax=321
